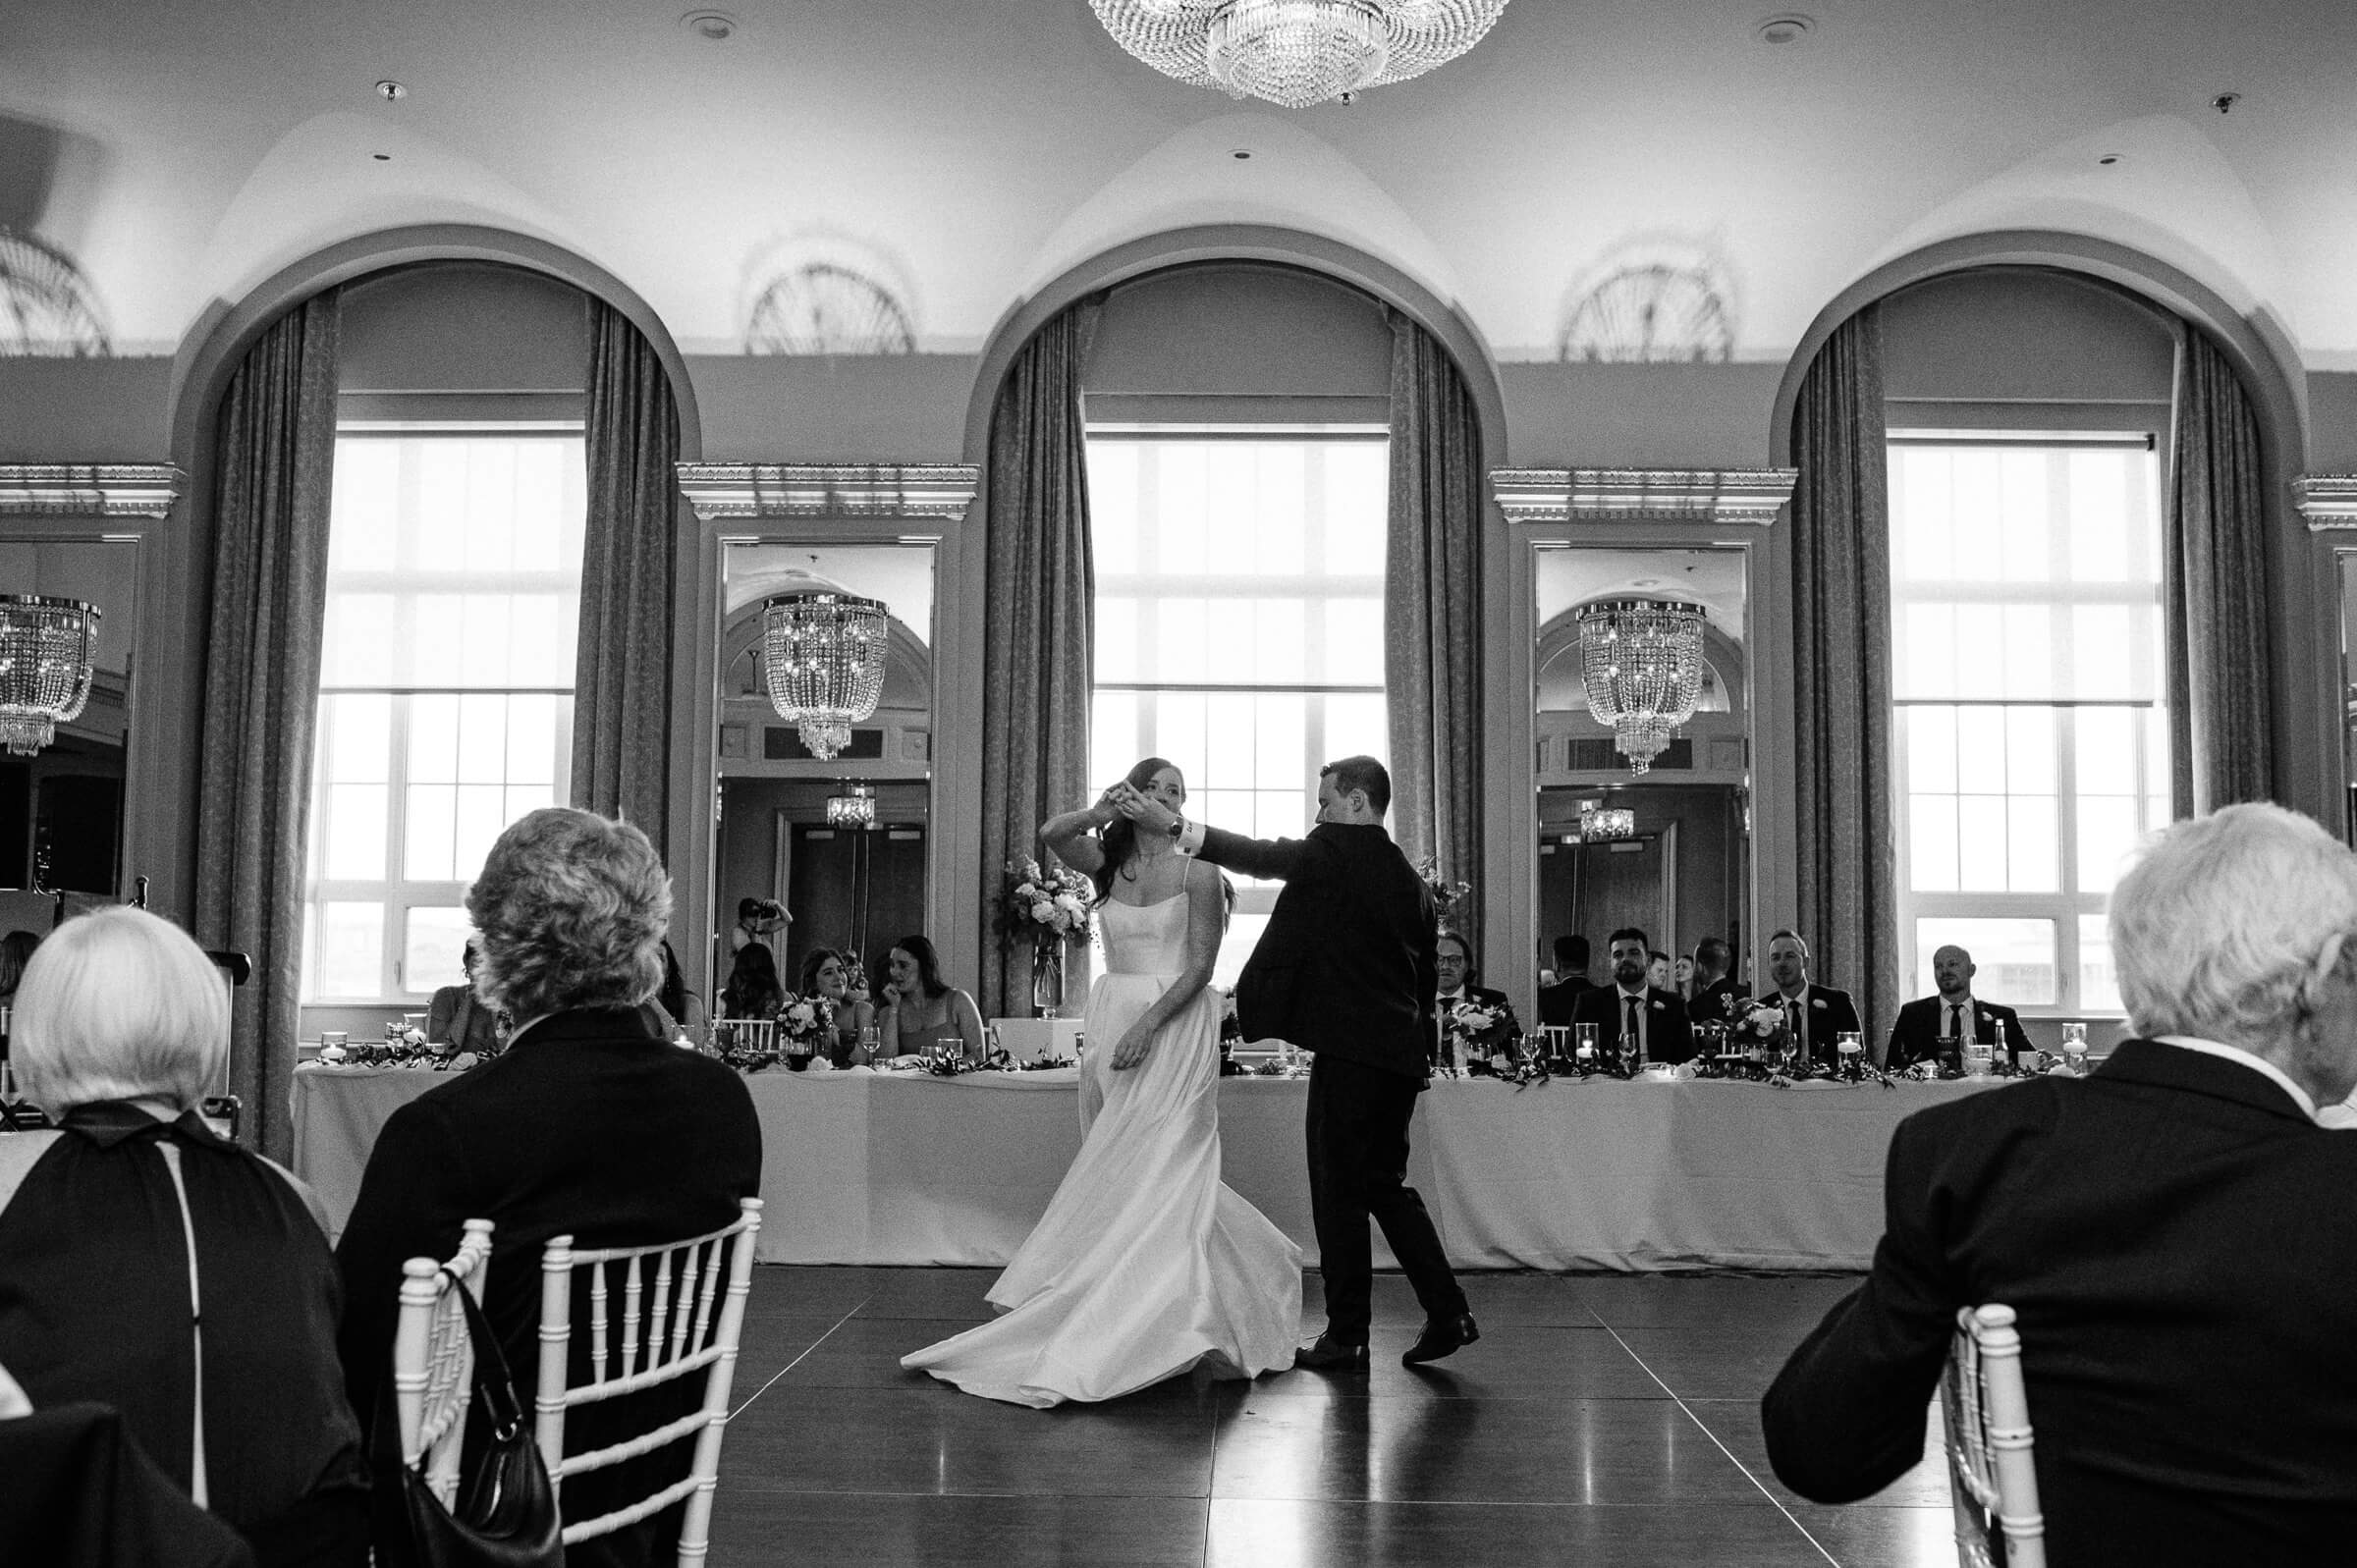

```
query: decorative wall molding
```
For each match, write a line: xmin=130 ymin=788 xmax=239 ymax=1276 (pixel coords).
xmin=2294 ymin=473 xmax=2357 ymax=531
xmin=0 ymin=463 xmax=185 ymax=518
xmin=676 ymin=462 xmax=979 ymax=524
xmin=1491 ymin=467 xmax=1797 ymax=527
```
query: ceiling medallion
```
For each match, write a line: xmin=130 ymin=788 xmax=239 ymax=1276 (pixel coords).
xmin=1091 ymin=0 xmax=1510 ymax=110
xmin=1576 ymin=597 xmax=1707 ymax=775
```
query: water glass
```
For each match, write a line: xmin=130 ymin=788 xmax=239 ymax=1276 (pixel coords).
xmin=1962 ymin=1039 xmax=1996 ymax=1078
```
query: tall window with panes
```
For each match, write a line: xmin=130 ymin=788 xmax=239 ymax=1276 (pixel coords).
xmin=1889 ymin=435 xmax=2168 ymax=1013
xmin=1085 ymin=432 xmax=1389 ymax=989
xmin=302 ymin=431 xmax=583 ymax=1002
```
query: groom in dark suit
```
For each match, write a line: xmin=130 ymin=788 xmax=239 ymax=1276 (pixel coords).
xmin=1118 ymin=755 xmax=1474 ymax=1369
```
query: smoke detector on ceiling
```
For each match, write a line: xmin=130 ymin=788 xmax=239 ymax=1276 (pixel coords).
xmin=1756 ymin=14 xmax=1815 ymax=46
xmin=681 ymin=11 xmax=739 ymax=41
xmin=374 ymin=80 xmax=407 ymax=101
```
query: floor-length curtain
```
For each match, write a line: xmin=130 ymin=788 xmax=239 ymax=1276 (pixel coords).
xmin=2165 ymin=322 xmax=2275 ymax=816
xmin=192 ymin=291 xmax=342 ymax=1159
xmin=979 ymin=302 xmax=1100 ymax=1018
xmin=1383 ymin=311 xmax=1485 ymax=929
xmin=1787 ymin=303 xmax=1900 ymax=1037
xmin=572 ymin=300 xmax=682 ymax=853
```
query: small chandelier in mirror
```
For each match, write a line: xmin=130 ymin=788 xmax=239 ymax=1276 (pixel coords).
xmin=0 ymin=594 xmax=101 ymax=757
xmin=762 ymin=591 xmax=888 ymax=761
xmin=1090 ymin=0 xmax=1510 ymax=111
xmin=825 ymin=781 xmax=876 ymax=829
xmin=1576 ymin=597 xmax=1706 ymax=775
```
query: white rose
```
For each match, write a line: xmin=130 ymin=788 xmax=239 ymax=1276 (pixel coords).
xmin=787 ymin=1001 xmax=816 ymax=1028
xmin=1459 ymin=1007 xmax=1496 ymax=1031
xmin=1030 ymin=898 xmax=1055 ymax=922
xmin=1752 ymin=1007 xmax=1785 ymax=1034
xmin=1054 ymin=892 xmax=1084 ymax=916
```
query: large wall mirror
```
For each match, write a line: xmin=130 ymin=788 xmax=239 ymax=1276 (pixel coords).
xmin=2341 ymin=550 xmax=2357 ymax=843
xmin=0 ymin=537 xmax=139 ymax=925
xmin=712 ymin=541 xmax=935 ymax=1000
xmin=1533 ymin=544 xmax=1754 ymax=990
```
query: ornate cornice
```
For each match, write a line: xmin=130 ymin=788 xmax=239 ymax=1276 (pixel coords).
xmin=676 ymin=462 xmax=979 ymax=524
xmin=2294 ymin=473 xmax=2357 ymax=532
xmin=1491 ymin=467 xmax=1797 ymax=528
xmin=0 ymin=463 xmax=185 ymax=518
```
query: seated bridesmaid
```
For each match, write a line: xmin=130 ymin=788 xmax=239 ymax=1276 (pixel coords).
xmin=875 ymin=935 xmax=985 ymax=1063
xmin=720 ymin=940 xmax=785 ymax=1020
xmin=799 ymin=946 xmax=875 ymax=1066
xmin=423 ymin=936 xmax=505 ymax=1055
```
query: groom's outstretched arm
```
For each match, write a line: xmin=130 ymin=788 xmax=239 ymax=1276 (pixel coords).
xmin=1182 ymin=822 xmax=1312 ymax=883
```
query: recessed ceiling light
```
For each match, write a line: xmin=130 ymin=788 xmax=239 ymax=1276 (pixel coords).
xmin=1231 ymin=148 xmax=1254 ymax=160
xmin=375 ymin=80 xmax=407 ymax=101
xmin=1756 ymin=14 xmax=1815 ymax=46
xmin=681 ymin=10 xmax=739 ymax=40
xmin=2097 ymin=152 xmax=2123 ymax=166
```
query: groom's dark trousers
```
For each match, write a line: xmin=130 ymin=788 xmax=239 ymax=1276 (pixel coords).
xmin=1190 ymin=820 xmax=1468 ymax=1343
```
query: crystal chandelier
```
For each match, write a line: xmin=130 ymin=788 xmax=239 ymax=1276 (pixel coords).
xmin=1091 ymin=0 xmax=1510 ymax=110
xmin=0 ymin=595 xmax=100 ymax=757
xmin=1575 ymin=598 xmax=1707 ymax=775
xmin=761 ymin=591 xmax=889 ymax=761
xmin=1579 ymin=804 xmax=1635 ymax=841
xmin=826 ymin=781 xmax=876 ymax=829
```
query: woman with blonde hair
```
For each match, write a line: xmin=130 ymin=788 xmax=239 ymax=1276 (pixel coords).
xmin=0 ymin=906 xmax=367 ymax=1564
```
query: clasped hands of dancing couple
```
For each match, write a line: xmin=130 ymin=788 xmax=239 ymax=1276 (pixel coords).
xmin=902 ymin=754 xmax=1474 ymax=1408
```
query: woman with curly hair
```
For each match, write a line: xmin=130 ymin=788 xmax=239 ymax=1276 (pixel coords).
xmin=334 ymin=808 xmax=761 ymax=1568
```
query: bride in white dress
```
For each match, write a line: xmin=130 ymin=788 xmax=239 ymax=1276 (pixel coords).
xmin=902 ymin=757 xmax=1303 ymax=1407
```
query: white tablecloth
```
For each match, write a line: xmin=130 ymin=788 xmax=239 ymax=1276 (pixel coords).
xmin=290 ymin=1064 xmax=2004 ymax=1271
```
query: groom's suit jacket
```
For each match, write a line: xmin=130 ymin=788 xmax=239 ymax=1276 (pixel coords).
xmin=1191 ymin=822 xmax=1437 ymax=1081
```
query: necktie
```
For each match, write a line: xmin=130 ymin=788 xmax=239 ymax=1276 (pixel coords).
xmin=1623 ymin=995 xmax=1640 ymax=1060
xmin=1947 ymin=1003 xmax=1961 ymax=1041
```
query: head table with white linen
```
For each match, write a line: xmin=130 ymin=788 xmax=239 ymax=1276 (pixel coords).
xmin=291 ymin=1058 xmax=2008 ymax=1271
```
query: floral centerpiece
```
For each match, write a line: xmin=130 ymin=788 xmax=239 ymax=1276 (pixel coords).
xmin=1414 ymin=855 xmax=1471 ymax=930
xmin=775 ymin=992 xmax=832 ymax=1069
xmin=1442 ymin=995 xmax=1524 ymax=1077
xmin=1002 ymin=856 xmax=1095 ymax=1016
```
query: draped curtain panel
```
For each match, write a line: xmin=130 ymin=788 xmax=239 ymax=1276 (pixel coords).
xmin=572 ymin=300 xmax=683 ymax=854
xmin=1787 ymin=303 xmax=1901 ymax=1038
xmin=1382 ymin=311 xmax=1485 ymax=930
xmin=2165 ymin=322 xmax=2275 ymax=817
xmin=192 ymin=290 xmax=342 ymax=1160
xmin=978 ymin=302 xmax=1100 ymax=1018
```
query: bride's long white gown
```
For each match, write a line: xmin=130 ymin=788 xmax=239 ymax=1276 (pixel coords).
xmin=901 ymin=892 xmax=1303 ymax=1407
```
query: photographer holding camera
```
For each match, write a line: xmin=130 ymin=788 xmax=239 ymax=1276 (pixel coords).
xmin=729 ymin=895 xmax=790 ymax=960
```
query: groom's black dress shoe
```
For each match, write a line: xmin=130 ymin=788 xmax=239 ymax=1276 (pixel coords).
xmin=1293 ymin=1334 xmax=1371 ymax=1372
xmin=1401 ymin=1313 xmax=1479 ymax=1366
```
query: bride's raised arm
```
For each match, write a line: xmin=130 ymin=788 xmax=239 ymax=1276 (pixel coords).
xmin=1039 ymin=790 xmax=1119 ymax=876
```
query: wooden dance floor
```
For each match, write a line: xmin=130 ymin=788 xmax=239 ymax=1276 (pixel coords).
xmin=705 ymin=1267 xmax=1953 ymax=1566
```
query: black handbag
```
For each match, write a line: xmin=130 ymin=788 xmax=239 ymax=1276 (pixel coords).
xmin=369 ymin=1275 xmax=564 ymax=1568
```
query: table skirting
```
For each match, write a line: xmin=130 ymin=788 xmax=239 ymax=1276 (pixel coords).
xmin=290 ymin=1064 xmax=2004 ymax=1271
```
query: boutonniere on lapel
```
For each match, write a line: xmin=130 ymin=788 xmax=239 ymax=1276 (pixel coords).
xmin=1811 ymin=998 xmax=1828 ymax=1009
xmin=1649 ymin=999 xmax=1666 ymax=1011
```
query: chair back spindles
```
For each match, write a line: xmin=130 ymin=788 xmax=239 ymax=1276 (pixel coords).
xmin=531 ymin=1199 xmax=764 ymax=1556
xmin=1943 ymin=1303 xmax=2046 ymax=1568
xmin=390 ymin=1217 xmax=495 ymax=1506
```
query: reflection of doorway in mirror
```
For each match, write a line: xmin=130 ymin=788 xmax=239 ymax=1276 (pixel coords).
xmin=711 ymin=778 xmax=930 ymax=1000
xmin=2342 ymin=555 xmax=2357 ymax=844
xmin=1538 ymin=784 xmax=1748 ymax=994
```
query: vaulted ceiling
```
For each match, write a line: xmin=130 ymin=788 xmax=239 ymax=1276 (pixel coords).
xmin=6 ymin=0 xmax=2354 ymax=364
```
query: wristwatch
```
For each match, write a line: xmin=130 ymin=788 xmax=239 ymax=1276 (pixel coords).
xmin=1166 ymin=814 xmax=1185 ymax=840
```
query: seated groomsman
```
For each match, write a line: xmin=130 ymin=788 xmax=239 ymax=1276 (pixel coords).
xmin=1435 ymin=931 xmax=1511 ymax=1013
xmin=1885 ymin=944 xmax=2035 ymax=1070
xmin=1686 ymin=936 xmax=1750 ymax=1025
xmin=1536 ymin=934 xmax=1595 ymax=1026
xmin=1570 ymin=927 xmax=1695 ymax=1065
xmin=1767 ymin=929 xmax=1863 ymax=1067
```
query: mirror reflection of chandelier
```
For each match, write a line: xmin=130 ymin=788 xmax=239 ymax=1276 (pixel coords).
xmin=1090 ymin=0 xmax=1510 ymax=110
xmin=0 ymin=594 xmax=100 ymax=757
xmin=825 ymin=781 xmax=876 ymax=829
xmin=761 ymin=591 xmax=888 ymax=761
xmin=1576 ymin=597 xmax=1706 ymax=776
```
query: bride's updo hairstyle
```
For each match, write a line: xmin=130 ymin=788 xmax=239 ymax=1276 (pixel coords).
xmin=1090 ymin=755 xmax=1180 ymax=906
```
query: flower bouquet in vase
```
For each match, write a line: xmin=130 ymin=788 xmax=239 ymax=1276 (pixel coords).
xmin=776 ymin=993 xmax=831 ymax=1071
xmin=1725 ymin=995 xmax=1802 ymax=1078
xmin=1443 ymin=995 xmax=1524 ymax=1078
xmin=1002 ymin=856 xmax=1094 ymax=1017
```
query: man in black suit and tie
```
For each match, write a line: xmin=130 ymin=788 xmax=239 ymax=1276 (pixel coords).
xmin=1763 ymin=803 xmax=2357 ymax=1559
xmin=1765 ymin=928 xmax=1862 ymax=1067
xmin=1535 ymin=934 xmax=1595 ymax=1026
xmin=1884 ymin=943 xmax=2034 ymax=1070
xmin=1123 ymin=755 xmax=1475 ymax=1370
xmin=1685 ymin=935 xmax=1750 ymax=1026
xmin=1569 ymin=927 xmax=1695 ymax=1065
